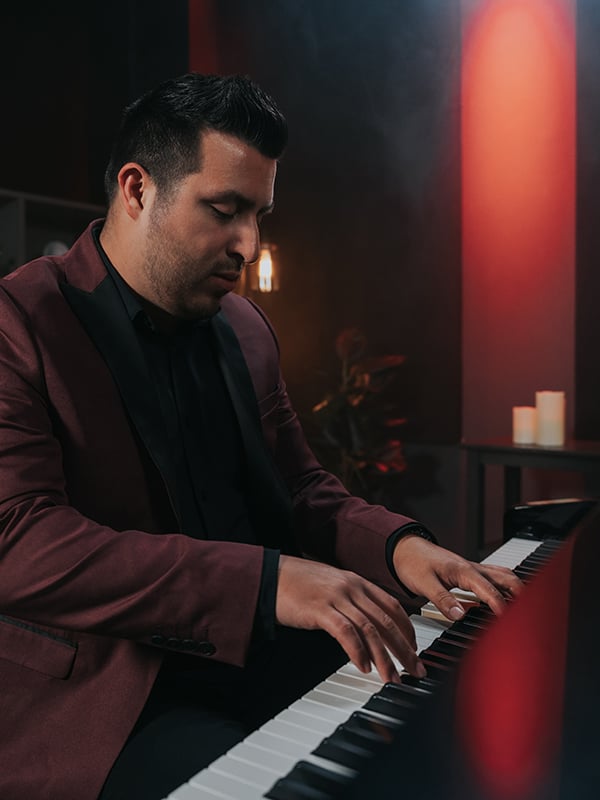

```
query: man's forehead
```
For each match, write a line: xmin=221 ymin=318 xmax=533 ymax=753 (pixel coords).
xmin=197 ymin=129 xmax=274 ymax=167
xmin=191 ymin=131 xmax=277 ymax=205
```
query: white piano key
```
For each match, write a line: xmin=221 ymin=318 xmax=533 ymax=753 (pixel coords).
xmin=337 ymin=661 xmax=382 ymax=685
xmin=209 ymin=755 xmax=274 ymax=792
xmin=274 ymin=707 xmax=337 ymax=736
xmin=301 ymin=688 xmax=362 ymax=714
xmin=259 ymin=717 xmax=322 ymax=748
xmin=326 ymin=671 xmax=383 ymax=694
xmin=188 ymin=769 xmax=252 ymax=799
xmin=243 ymin=729 xmax=311 ymax=761
xmin=168 ymin=783 xmax=230 ymax=799
xmin=317 ymin=678 xmax=374 ymax=704
xmin=288 ymin=696 xmax=350 ymax=725
xmin=482 ymin=537 xmax=541 ymax=568
xmin=226 ymin=743 xmax=287 ymax=775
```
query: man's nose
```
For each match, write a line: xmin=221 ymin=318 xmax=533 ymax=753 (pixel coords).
xmin=231 ymin=221 xmax=260 ymax=266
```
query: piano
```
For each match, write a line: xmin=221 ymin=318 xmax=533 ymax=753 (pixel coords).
xmin=164 ymin=499 xmax=599 ymax=800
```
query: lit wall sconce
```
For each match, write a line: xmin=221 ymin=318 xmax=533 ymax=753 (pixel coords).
xmin=249 ymin=243 xmax=280 ymax=293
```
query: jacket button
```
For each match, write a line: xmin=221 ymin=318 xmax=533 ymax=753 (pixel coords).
xmin=198 ymin=641 xmax=216 ymax=656
xmin=151 ymin=634 xmax=167 ymax=646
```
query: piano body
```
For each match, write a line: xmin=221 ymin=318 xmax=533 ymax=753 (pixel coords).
xmin=165 ymin=499 xmax=600 ymax=800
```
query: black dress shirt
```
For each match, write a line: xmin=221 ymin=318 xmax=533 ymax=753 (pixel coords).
xmin=92 ymin=228 xmax=278 ymax=647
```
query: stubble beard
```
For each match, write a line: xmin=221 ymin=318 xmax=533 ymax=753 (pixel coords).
xmin=143 ymin=217 xmax=220 ymax=322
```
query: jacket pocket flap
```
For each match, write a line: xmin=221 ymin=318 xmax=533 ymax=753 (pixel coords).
xmin=0 ymin=615 xmax=77 ymax=679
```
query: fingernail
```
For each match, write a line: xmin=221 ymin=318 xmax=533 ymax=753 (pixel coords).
xmin=416 ymin=661 xmax=427 ymax=679
xmin=448 ymin=605 xmax=464 ymax=621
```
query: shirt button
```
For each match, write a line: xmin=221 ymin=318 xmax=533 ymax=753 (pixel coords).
xmin=150 ymin=634 xmax=167 ymax=646
xmin=166 ymin=637 xmax=182 ymax=649
xmin=198 ymin=641 xmax=216 ymax=656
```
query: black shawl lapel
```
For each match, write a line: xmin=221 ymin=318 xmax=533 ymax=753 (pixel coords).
xmin=61 ymin=277 xmax=178 ymax=515
xmin=62 ymin=274 xmax=295 ymax=551
xmin=211 ymin=311 xmax=296 ymax=553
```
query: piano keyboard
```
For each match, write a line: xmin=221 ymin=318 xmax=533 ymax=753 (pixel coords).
xmin=165 ymin=535 xmax=561 ymax=800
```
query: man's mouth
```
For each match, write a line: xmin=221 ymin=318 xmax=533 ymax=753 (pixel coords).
xmin=209 ymin=271 xmax=241 ymax=292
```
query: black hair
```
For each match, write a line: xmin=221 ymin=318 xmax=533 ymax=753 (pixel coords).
xmin=104 ymin=73 xmax=287 ymax=202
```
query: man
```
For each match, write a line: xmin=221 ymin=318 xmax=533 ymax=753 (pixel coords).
xmin=0 ymin=74 xmax=519 ymax=799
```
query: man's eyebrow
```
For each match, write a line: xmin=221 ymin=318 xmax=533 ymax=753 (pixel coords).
xmin=205 ymin=191 xmax=274 ymax=215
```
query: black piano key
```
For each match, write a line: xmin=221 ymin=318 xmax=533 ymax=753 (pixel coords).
xmin=514 ymin=564 xmax=539 ymax=576
xmin=440 ymin=627 xmax=478 ymax=643
xmin=523 ymin=553 xmax=552 ymax=564
xmin=418 ymin=657 xmax=453 ymax=681
xmin=466 ymin=605 xmax=494 ymax=622
xmin=265 ymin=760 xmax=353 ymax=800
xmin=265 ymin=776 xmax=335 ymax=800
xmin=432 ymin=637 xmax=471 ymax=657
xmin=381 ymin=681 xmax=432 ymax=699
xmin=421 ymin=644 xmax=462 ymax=661
xmin=364 ymin=686 xmax=418 ymax=721
xmin=313 ymin=709 xmax=407 ymax=770
xmin=313 ymin=731 xmax=376 ymax=770
xmin=513 ymin=569 xmax=533 ymax=581
xmin=400 ymin=673 xmax=441 ymax=690
xmin=344 ymin=710 xmax=403 ymax=740
xmin=445 ymin=617 xmax=487 ymax=635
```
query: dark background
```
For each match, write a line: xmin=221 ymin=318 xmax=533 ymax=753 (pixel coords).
xmin=1 ymin=0 xmax=598 ymax=549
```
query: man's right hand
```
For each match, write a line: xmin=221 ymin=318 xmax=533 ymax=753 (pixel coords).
xmin=274 ymin=555 xmax=426 ymax=684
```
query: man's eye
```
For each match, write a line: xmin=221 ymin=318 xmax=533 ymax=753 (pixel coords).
xmin=210 ymin=206 xmax=235 ymax=221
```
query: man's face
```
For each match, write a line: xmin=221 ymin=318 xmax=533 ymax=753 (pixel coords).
xmin=139 ymin=130 xmax=277 ymax=321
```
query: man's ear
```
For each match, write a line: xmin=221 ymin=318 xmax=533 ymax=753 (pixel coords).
xmin=116 ymin=163 xmax=154 ymax=220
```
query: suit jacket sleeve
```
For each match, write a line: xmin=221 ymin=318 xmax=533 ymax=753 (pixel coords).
xmin=228 ymin=296 xmax=422 ymax=596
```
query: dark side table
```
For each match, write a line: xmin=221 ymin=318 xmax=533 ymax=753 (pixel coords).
xmin=461 ymin=438 xmax=600 ymax=558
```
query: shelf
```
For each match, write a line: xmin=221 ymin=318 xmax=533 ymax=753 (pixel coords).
xmin=0 ymin=188 xmax=104 ymax=275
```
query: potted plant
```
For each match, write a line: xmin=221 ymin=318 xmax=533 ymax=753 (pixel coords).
xmin=312 ymin=327 xmax=407 ymax=499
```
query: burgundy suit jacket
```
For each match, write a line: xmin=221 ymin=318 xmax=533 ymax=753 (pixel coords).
xmin=0 ymin=223 xmax=417 ymax=799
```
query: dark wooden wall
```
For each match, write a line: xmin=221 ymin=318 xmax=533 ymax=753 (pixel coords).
xmin=195 ymin=1 xmax=463 ymax=450
xmin=576 ymin=0 xmax=600 ymax=440
xmin=1 ymin=0 xmax=188 ymax=204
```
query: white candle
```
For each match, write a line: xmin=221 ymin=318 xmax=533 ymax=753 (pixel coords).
xmin=512 ymin=406 xmax=537 ymax=444
xmin=535 ymin=390 xmax=565 ymax=446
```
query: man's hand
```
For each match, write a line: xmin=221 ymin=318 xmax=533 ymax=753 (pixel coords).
xmin=275 ymin=555 xmax=426 ymax=684
xmin=392 ymin=535 xmax=522 ymax=620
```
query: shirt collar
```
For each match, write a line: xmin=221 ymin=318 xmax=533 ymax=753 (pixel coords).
xmin=91 ymin=224 xmax=210 ymax=336
xmin=92 ymin=224 xmax=150 ymax=328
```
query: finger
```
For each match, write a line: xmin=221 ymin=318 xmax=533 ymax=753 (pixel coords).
xmin=339 ymin=599 xmax=425 ymax=681
xmin=321 ymin=607 xmax=379 ymax=675
xmin=428 ymin=584 xmax=472 ymax=621
xmin=455 ymin=567 xmax=520 ymax=615
xmin=361 ymin=583 xmax=418 ymax=650
xmin=354 ymin=616 xmax=403 ymax=683
xmin=477 ymin=564 xmax=523 ymax=597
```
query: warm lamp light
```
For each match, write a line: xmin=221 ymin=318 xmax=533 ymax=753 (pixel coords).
xmin=249 ymin=243 xmax=280 ymax=293
xmin=259 ymin=245 xmax=274 ymax=292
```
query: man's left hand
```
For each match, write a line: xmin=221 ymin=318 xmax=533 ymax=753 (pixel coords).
xmin=392 ymin=535 xmax=522 ymax=620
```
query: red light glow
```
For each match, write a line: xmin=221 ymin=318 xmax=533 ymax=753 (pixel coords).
xmin=456 ymin=542 xmax=573 ymax=799
xmin=461 ymin=0 xmax=575 ymax=440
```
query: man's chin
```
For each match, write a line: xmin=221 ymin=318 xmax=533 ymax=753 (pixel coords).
xmin=181 ymin=297 xmax=223 ymax=321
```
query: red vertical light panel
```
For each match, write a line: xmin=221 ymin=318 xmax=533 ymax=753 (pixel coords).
xmin=461 ymin=0 xmax=576 ymax=442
